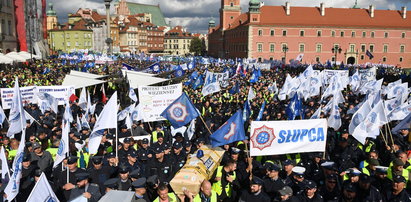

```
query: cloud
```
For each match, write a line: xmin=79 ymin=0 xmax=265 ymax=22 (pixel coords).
xmin=50 ymin=0 xmax=409 ymax=34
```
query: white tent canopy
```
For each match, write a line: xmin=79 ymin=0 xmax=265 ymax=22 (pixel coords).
xmin=69 ymin=70 xmax=107 ymax=79
xmin=18 ymin=51 xmax=41 ymax=60
xmin=5 ymin=52 xmax=26 ymax=62
xmin=62 ymin=74 xmax=107 ymax=89
xmin=123 ymin=70 xmax=169 ymax=89
xmin=121 ymin=70 xmax=156 ymax=77
xmin=0 ymin=54 xmax=13 ymax=64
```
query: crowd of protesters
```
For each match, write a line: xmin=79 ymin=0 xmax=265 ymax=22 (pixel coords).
xmin=0 ymin=55 xmax=410 ymax=202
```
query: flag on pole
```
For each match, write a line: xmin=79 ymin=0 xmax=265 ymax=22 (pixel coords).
xmin=0 ymin=146 xmax=10 ymax=180
xmin=0 ymin=105 xmax=6 ymax=126
xmin=352 ymin=101 xmax=388 ymax=144
xmin=129 ymin=88 xmax=138 ymax=102
xmin=6 ymin=78 xmax=26 ymax=137
xmin=37 ymin=92 xmax=58 ymax=114
xmin=78 ymin=87 xmax=87 ymax=111
xmin=366 ymin=50 xmax=374 ymax=59
xmin=349 ymin=102 xmax=372 ymax=134
xmin=210 ymin=110 xmax=246 ymax=147
xmin=186 ymin=119 xmax=196 ymax=140
xmin=160 ymin=92 xmax=200 ymax=128
xmin=26 ymin=173 xmax=59 ymax=202
xmin=53 ymin=115 xmax=70 ymax=168
xmin=349 ymin=70 xmax=361 ymax=92
xmin=88 ymin=92 xmax=118 ymax=155
xmin=76 ymin=116 xmax=82 ymax=132
xmin=256 ymin=101 xmax=266 ymax=121
xmin=286 ymin=93 xmax=303 ymax=120
xmin=310 ymin=106 xmax=322 ymax=119
xmin=243 ymin=100 xmax=251 ymax=122
xmin=327 ymin=97 xmax=342 ymax=130
xmin=101 ymin=84 xmax=108 ymax=104
xmin=81 ymin=114 xmax=90 ymax=129
xmin=247 ymin=87 xmax=256 ymax=101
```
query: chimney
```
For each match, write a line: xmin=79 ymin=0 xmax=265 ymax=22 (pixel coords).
xmin=320 ymin=3 xmax=325 ymax=16
xmin=402 ymin=6 xmax=407 ymax=19
xmin=369 ymin=5 xmax=375 ymax=18
xmin=285 ymin=2 xmax=290 ymax=16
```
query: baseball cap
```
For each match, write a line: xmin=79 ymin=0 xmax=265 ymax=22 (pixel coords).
xmin=104 ymin=178 xmax=119 ymax=189
xmin=153 ymin=147 xmax=164 ymax=154
xmin=251 ymin=176 xmax=264 ymax=185
xmin=67 ymin=156 xmax=78 ymax=164
xmin=91 ymin=156 xmax=103 ymax=164
xmin=75 ymin=173 xmax=89 ymax=182
xmin=173 ymin=142 xmax=183 ymax=149
xmin=278 ymin=186 xmax=293 ymax=196
xmin=123 ymin=137 xmax=132 ymax=143
xmin=128 ymin=151 xmax=138 ymax=158
xmin=305 ymin=180 xmax=317 ymax=189
xmin=32 ymin=142 xmax=41 ymax=150
xmin=142 ymin=138 xmax=149 ymax=144
xmin=283 ymin=159 xmax=295 ymax=166
xmin=344 ymin=183 xmax=357 ymax=192
xmin=394 ymin=175 xmax=406 ymax=183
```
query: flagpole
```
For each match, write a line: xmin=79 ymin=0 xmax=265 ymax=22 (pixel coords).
xmin=380 ymin=129 xmax=389 ymax=147
xmin=199 ymin=115 xmax=213 ymax=135
xmin=115 ymin=126 xmax=118 ymax=160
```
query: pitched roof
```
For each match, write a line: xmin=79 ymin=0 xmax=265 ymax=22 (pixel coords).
xmin=165 ymin=26 xmax=193 ymax=38
xmin=50 ymin=19 xmax=92 ymax=31
xmin=125 ymin=2 xmax=167 ymax=26
xmin=257 ymin=6 xmax=411 ymax=29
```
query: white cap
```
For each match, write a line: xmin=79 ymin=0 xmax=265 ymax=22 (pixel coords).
xmin=292 ymin=166 xmax=306 ymax=175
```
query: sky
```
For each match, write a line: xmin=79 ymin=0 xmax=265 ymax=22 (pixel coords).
xmin=49 ymin=0 xmax=411 ymax=34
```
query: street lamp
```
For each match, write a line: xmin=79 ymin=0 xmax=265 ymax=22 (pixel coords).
xmin=282 ymin=45 xmax=289 ymax=63
xmin=331 ymin=45 xmax=342 ymax=67
xmin=104 ymin=0 xmax=112 ymax=55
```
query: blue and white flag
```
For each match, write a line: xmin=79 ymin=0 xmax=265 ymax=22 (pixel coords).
xmin=37 ymin=92 xmax=58 ymax=114
xmin=192 ymin=74 xmax=204 ymax=90
xmin=26 ymin=173 xmax=60 ymax=202
xmin=310 ymin=106 xmax=322 ymax=119
xmin=349 ymin=101 xmax=371 ymax=134
xmin=201 ymin=81 xmax=221 ymax=96
xmin=268 ymin=81 xmax=278 ymax=94
xmin=256 ymin=101 xmax=266 ymax=121
xmin=1 ymin=146 xmax=10 ymax=180
xmin=129 ymin=88 xmax=138 ymax=102
xmin=117 ymin=105 xmax=133 ymax=121
xmin=81 ymin=114 xmax=90 ymax=129
xmin=122 ymin=63 xmax=134 ymax=70
xmin=286 ymin=93 xmax=303 ymax=120
xmin=392 ymin=113 xmax=411 ymax=134
xmin=148 ymin=62 xmax=160 ymax=73
xmin=76 ymin=116 xmax=82 ymax=132
xmin=78 ymin=87 xmax=87 ymax=111
xmin=210 ymin=110 xmax=246 ymax=147
xmin=130 ymin=104 xmax=143 ymax=122
xmin=388 ymin=103 xmax=411 ymax=121
xmin=352 ymin=101 xmax=388 ymax=144
xmin=327 ymin=97 xmax=341 ymax=130
xmin=279 ymin=75 xmax=293 ymax=100
xmin=160 ymin=92 xmax=200 ymax=128
xmin=174 ymin=66 xmax=185 ymax=77
xmin=349 ymin=70 xmax=361 ymax=92
xmin=243 ymin=100 xmax=251 ymax=122
xmin=387 ymin=82 xmax=408 ymax=102
xmin=247 ymin=87 xmax=256 ymax=101
xmin=250 ymin=70 xmax=259 ymax=83
xmin=0 ymin=105 xmax=6 ymax=126
xmin=6 ymin=78 xmax=26 ymax=137
xmin=89 ymin=92 xmax=118 ymax=155
xmin=53 ymin=115 xmax=70 ymax=168
xmin=63 ymin=102 xmax=73 ymax=123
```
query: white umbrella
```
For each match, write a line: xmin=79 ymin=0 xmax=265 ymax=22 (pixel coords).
xmin=0 ymin=54 xmax=13 ymax=64
xmin=5 ymin=52 xmax=27 ymax=62
xmin=18 ymin=51 xmax=41 ymax=60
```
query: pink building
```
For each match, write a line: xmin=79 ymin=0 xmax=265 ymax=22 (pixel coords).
xmin=208 ymin=0 xmax=411 ymax=67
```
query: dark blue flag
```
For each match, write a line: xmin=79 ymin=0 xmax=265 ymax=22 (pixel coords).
xmin=174 ymin=66 xmax=185 ymax=78
xmin=122 ymin=63 xmax=134 ymax=70
xmin=286 ymin=93 xmax=303 ymax=120
xmin=392 ymin=113 xmax=411 ymax=134
xmin=366 ymin=50 xmax=374 ymax=60
xmin=229 ymin=81 xmax=240 ymax=94
xmin=256 ymin=100 xmax=266 ymax=121
xmin=192 ymin=74 xmax=204 ymax=89
xmin=160 ymin=92 xmax=200 ymax=128
xmin=210 ymin=110 xmax=246 ymax=147
xmin=243 ymin=101 xmax=251 ymax=122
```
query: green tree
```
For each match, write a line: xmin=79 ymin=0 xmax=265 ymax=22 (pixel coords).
xmin=189 ymin=37 xmax=204 ymax=56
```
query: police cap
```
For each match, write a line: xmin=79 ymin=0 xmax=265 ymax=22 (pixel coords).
xmin=91 ymin=156 xmax=103 ymax=164
xmin=104 ymin=178 xmax=119 ymax=189
xmin=132 ymin=177 xmax=147 ymax=188
xmin=75 ymin=173 xmax=89 ymax=182
xmin=67 ymin=156 xmax=78 ymax=164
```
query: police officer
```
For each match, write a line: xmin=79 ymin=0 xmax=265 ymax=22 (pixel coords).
xmin=281 ymin=159 xmax=295 ymax=187
xmin=87 ymin=156 xmax=115 ymax=193
xmin=118 ymin=137 xmax=136 ymax=163
xmin=171 ymin=141 xmax=186 ymax=169
xmin=263 ymin=164 xmax=285 ymax=199
xmin=239 ymin=176 xmax=270 ymax=202
xmin=356 ymin=174 xmax=383 ymax=202
xmin=58 ymin=156 xmax=87 ymax=201
xmin=131 ymin=177 xmax=150 ymax=202
xmin=137 ymin=138 xmax=153 ymax=161
xmin=15 ymin=154 xmax=37 ymax=201
xmin=145 ymin=147 xmax=173 ymax=183
xmin=274 ymin=186 xmax=299 ymax=202
xmin=296 ymin=180 xmax=324 ymax=202
xmin=371 ymin=166 xmax=391 ymax=194
xmin=103 ymin=178 xmax=119 ymax=193
xmin=69 ymin=173 xmax=102 ymax=202
xmin=318 ymin=174 xmax=340 ymax=201
xmin=124 ymin=150 xmax=140 ymax=172
xmin=384 ymin=175 xmax=411 ymax=201
xmin=117 ymin=166 xmax=132 ymax=191
xmin=290 ymin=166 xmax=306 ymax=195
xmin=118 ymin=125 xmax=131 ymax=138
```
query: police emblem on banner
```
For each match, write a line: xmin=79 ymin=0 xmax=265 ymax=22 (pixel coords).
xmin=223 ymin=122 xmax=236 ymax=140
xmin=168 ymin=103 xmax=188 ymax=122
xmin=45 ymin=195 xmax=59 ymax=202
xmin=251 ymin=125 xmax=275 ymax=150
xmin=57 ymin=139 xmax=65 ymax=156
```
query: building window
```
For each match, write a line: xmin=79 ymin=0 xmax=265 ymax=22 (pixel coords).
xmin=84 ymin=33 xmax=87 ymax=38
xmin=270 ymin=30 xmax=274 ymax=36
xmin=316 ymin=44 xmax=322 ymax=53
xmin=316 ymin=57 xmax=320 ymax=63
xmin=384 ymin=32 xmax=388 ymax=38
xmin=258 ymin=29 xmax=263 ymax=36
xmin=282 ymin=44 xmax=288 ymax=51
xmin=402 ymin=32 xmax=406 ymax=38
xmin=350 ymin=44 xmax=355 ymax=52
xmin=361 ymin=45 xmax=366 ymax=52
xmin=75 ymin=42 xmax=79 ymax=46
xmin=300 ymin=30 xmax=304 ymax=37
xmin=371 ymin=32 xmax=375 ymax=38
xmin=400 ymin=57 xmax=403 ymax=62
xmin=299 ymin=44 xmax=305 ymax=52
xmin=370 ymin=45 xmax=374 ymax=52
xmin=331 ymin=30 xmax=335 ymax=37
xmin=351 ymin=31 xmax=355 ymax=38
xmin=400 ymin=45 xmax=405 ymax=53
xmin=317 ymin=30 xmax=322 ymax=37
xmin=67 ymin=42 xmax=70 ymax=46
xmin=382 ymin=57 xmax=387 ymax=62
xmin=258 ymin=58 xmax=262 ymax=62
xmin=361 ymin=55 xmax=364 ymax=60
xmin=270 ymin=44 xmax=275 ymax=52
xmin=230 ymin=16 xmax=234 ymax=19
xmin=66 ymin=34 xmax=70 ymax=38
xmin=230 ymin=2 xmax=234 ymax=6
xmin=383 ymin=45 xmax=388 ymax=53
xmin=269 ymin=57 xmax=273 ymax=61
xmin=257 ymin=43 xmax=263 ymax=52
xmin=282 ymin=30 xmax=287 ymax=36
xmin=340 ymin=31 xmax=344 ymax=37
xmin=74 ymin=33 xmax=78 ymax=39
xmin=362 ymin=31 xmax=366 ymax=38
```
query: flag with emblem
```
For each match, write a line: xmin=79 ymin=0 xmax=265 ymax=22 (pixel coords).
xmin=0 ymin=105 xmax=6 ymax=126
xmin=26 ymin=173 xmax=60 ymax=202
xmin=160 ymin=92 xmax=200 ymax=128
xmin=6 ymin=77 xmax=26 ymax=137
xmin=129 ymin=88 xmax=138 ymax=103
xmin=210 ymin=110 xmax=246 ymax=147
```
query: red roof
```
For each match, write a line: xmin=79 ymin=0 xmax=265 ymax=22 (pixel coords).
xmin=257 ymin=6 xmax=411 ymax=29
xmin=50 ymin=19 xmax=91 ymax=31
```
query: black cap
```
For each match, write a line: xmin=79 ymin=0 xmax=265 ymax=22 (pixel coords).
xmin=32 ymin=142 xmax=41 ymax=150
xmin=34 ymin=169 xmax=42 ymax=177
xmin=106 ymin=152 xmax=115 ymax=159
xmin=231 ymin=147 xmax=241 ymax=154
xmin=22 ymin=154 xmax=31 ymax=162
xmin=120 ymin=125 xmax=127 ymax=129
xmin=142 ymin=138 xmax=149 ymax=144
xmin=359 ymin=174 xmax=371 ymax=183
xmin=394 ymin=175 xmax=406 ymax=183
xmin=251 ymin=176 xmax=264 ymax=185
xmin=326 ymin=174 xmax=338 ymax=181
xmin=157 ymin=132 xmax=164 ymax=138
xmin=91 ymin=156 xmax=103 ymax=164
xmin=104 ymin=178 xmax=119 ymax=189
xmin=67 ymin=156 xmax=78 ymax=164
xmin=153 ymin=147 xmax=164 ymax=154
xmin=344 ymin=183 xmax=357 ymax=192
xmin=305 ymin=180 xmax=317 ymax=189
xmin=266 ymin=164 xmax=280 ymax=172
xmin=119 ymin=166 xmax=129 ymax=174
xmin=147 ymin=175 xmax=159 ymax=187
xmin=132 ymin=177 xmax=147 ymax=188
xmin=184 ymin=140 xmax=191 ymax=147
xmin=123 ymin=137 xmax=132 ymax=143
xmin=173 ymin=142 xmax=183 ymax=149
xmin=283 ymin=159 xmax=295 ymax=166
xmin=129 ymin=168 xmax=141 ymax=179
xmin=128 ymin=151 xmax=138 ymax=158
xmin=174 ymin=132 xmax=183 ymax=138
xmin=75 ymin=173 xmax=89 ymax=182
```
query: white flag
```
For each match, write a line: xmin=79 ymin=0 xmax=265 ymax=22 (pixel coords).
xmin=129 ymin=87 xmax=138 ymax=102
xmin=247 ymin=87 xmax=256 ymax=101
xmin=360 ymin=79 xmax=383 ymax=95
xmin=0 ymin=105 xmax=6 ymax=126
xmin=37 ymin=92 xmax=58 ymax=114
xmin=0 ymin=146 xmax=10 ymax=179
xmin=63 ymin=101 xmax=73 ymax=123
xmin=24 ymin=110 xmax=35 ymax=125
xmin=327 ymin=97 xmax=341 ymax=130
xmin=268 ymin=81 xmax=278 ymax=94
xmin=117 ymin=105 xmax=133 ymax=121
xmin=387 ymin=82 xmax=408 ymax=102
xmin=78 ymin=87 xmax=87 ymax=111
xmin=388 ymin=103 xmax=411 ymax=121
xmin=349 ymin=70 xmax=361 ymax=92
xmin=7 ymin=78 xmax=26 ymax=137
xmin=201 ymin=82 xmax=221 ymax=96
xmin=89 ymin=103 xmax=96 ymax=115
xmin=53 ymin=119 xmax=70 ymax=168
xmin=26 ymin=173 xmax=60 ymax=202
xmin=130 ymin=104 xmax=143 ymax=122
xmin=76 ymin=116 xmax=82 ymax=132
xmin=186 ymin=119 xmax=196 ymax=140
xmin=352 ymin=101 xmax=388 ymax=144
xmin=171 ymin=125 xmax=187 ymax=137
xmin=125 ymin=113 xmax=132 ymax=130
xmin=310 ymin=106 xmax=322 ymax=119
xmin=349 ymin=101 xmax=371 ymax=134
xmin=89 ymin=92 xmax=118 ymax=155
xmin=278 ymin=74 xmax=293 ymax=100
xmin=81 ymin=114 xmax=90 ymax=129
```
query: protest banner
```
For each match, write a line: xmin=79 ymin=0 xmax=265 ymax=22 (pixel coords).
xmin=138 ymin=83 xmax=182 ymax=122
xmin=250 ymin=119 xmax=328 ymax=156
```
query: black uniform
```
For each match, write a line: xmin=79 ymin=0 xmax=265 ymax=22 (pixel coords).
xmin=69 ymin=183 xmax=102 ymax=202
xmin=296 ymin=193 xmax=324 ymax=202
xmin=87 ymin=165 xmax=115 ymax=193
xmin=263 ymin=177 xmax=285 ymax=199
xmin=145 ymin=157 xmax=174 ymax=183
xmin=57 ymin=168 xmax=87 ymax=201
xmin=239 ymin=189 xmax=271 ymax=202
xmin=384 ymin=189 xmax=411 ymax=202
